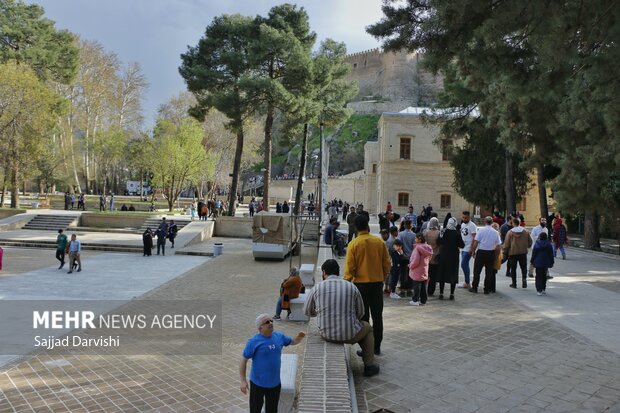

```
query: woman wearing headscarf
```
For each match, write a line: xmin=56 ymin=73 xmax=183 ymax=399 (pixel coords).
xmin=424 ymin=217 xmax=441 ymax=296
xmin=274 ymin=267 xmax=303 ymax=319
xmin=437 ymin=217 xmax=465 ymax=300
xmin=142 ymin=228 xmax=153 ymax=256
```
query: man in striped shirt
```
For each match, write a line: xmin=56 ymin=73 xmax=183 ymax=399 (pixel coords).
xmin=304 ymin=259 xmax=380 ymax=377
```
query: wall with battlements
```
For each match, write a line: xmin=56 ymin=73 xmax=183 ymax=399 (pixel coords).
xmin=344 ymin=49 xmax=443 ymax=112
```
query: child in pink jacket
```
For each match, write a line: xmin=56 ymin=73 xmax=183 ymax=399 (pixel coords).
xmin=408 ymin=233 xmax=433 ymax=306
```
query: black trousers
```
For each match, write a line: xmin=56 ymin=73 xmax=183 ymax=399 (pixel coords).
xmin=55 ymin=249 xmax=65 ymax=265
xmin=157 ymin=239 xmax=165 ymax=255
xmin=535 ymin=267 xmax=548 ymax=292
xmin=427 ymin=264 xmax=439 ymax=295
xmin=250 ymin=382 xmax=280 ymax=413
xmin=355 ymin=282 xmax=384 ymax=353
xmin=473 ymin=250 xmax=496 ymax=292
xmin=509 ymin=254 xmax=528 ymax=285
xmin=412 ymin=280 xmax=427 ymax=304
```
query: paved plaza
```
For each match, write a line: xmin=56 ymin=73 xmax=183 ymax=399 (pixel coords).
xmin=0 ymin=219 xmax=619 ymax=412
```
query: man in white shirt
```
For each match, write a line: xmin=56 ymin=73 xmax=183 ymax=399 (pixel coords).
xmin=459 ymin=211 xmax=477 ymax=289
xmin=67 ymin=234 xmax=82 ymax=274
xmin=469 ymin=216 xmax=501 ymax=294
xmin=528 ymin=217 xmax=549 ymax=277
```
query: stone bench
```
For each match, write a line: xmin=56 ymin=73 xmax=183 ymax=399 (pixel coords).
xmin=289 ymin=291 xmax=310 ymax=322
xmin=297 ymin=319 xmax=354 ymax=412
xmin=299 ymin=263 xmax=315 ymax=288
xmin=296 ymin=223 xmax=356 ymax=412
xmin=275 ymin=353 xmax=298 ymax=413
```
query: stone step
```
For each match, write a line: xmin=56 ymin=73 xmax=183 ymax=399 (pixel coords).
xmin=138 ymin=219 xmax=191 ymax=233
xmin=23 ymin=214 xmax=79 ymax=231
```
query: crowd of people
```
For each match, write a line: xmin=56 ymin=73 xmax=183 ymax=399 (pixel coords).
xmin=192 ymin=198 xmax=228 ymax=220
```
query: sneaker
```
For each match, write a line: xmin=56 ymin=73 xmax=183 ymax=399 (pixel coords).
xmin=77 ymin=269 xmax=81 ymax=272
xmin=389 ymin=293 xmax=401 ymax=299
xmin=449 ymin=294 xmax=454 ymax=300
xmin=537 ymin=292 xmax=543 ymax=296
xmin=468 ymin=287 xmax=478 ymax=293
xmin=273 ymin=315 xmax=281 ymax=320
xmin=509 ymin=284 xmax=517 ymax=288
xmin=528 ymin=273 xmax=534 ymax=278
xmin=363 ymin=364 xmax=380 ymax=377
xmin=438 ymin=294 xmax=444 ymax=300
xmin=542 ymin=291 xmax=547 ymax=295
xmin=547 ymin=275 xmax=554 ymax=280
xmin=408 ymin=300 xmax=420 ymax=306
xmin=457 ymin=283 xmax=471 ymax=289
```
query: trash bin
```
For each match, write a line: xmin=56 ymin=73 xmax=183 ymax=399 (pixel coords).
xmin=213 ymin=243 xmax=223 ymax=256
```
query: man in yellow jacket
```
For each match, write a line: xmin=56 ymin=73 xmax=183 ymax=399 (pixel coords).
xmin=344 ymin=215 xmax=391 ymax=355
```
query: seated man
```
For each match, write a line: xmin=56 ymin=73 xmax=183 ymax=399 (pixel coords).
xmin=303 ymin=259 xmax=379 ymax=377
xmin=120 ymin=204 xmax=128 ymax=211
xmin=324 ymin=219 xmax=346 ymax=257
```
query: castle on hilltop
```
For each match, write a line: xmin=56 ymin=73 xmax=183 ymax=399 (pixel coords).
xmin=344 ymin=49 xmax=443 ymax=114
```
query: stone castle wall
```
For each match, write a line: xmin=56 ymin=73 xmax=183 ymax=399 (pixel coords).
xmin=344 ymin=49 xmax=443 ymax=110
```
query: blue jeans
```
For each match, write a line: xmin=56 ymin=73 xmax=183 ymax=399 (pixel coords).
xmin=554 ymin=243 xmax=566 ymax=258
xmin=461 ymin=251 xmax=472 ymax=284
xmin=275 ymin=296 xmax=282 ymax=316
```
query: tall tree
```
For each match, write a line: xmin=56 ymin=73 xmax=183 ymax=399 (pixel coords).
xmin=74 ymin=38 xmax=120 ymax=194
xmin=180 ymin=14 xmax=256 ymax=216
xmin=149 ymin=118 xmax=207 ymax=212
xmin=367 ymin=0 xmax=619 ymax=248
xmin=0 ymin=0 xmax=78 ymax=83
xmin=281 ymin=39 xmax=357 ymax=214
xmin=247 ymin=4 xmax=316 ymax=210
xmin=0 ymin=62 xmax=62 ymax=207
xmin=441 ymin=118 xmax=529 ymax=211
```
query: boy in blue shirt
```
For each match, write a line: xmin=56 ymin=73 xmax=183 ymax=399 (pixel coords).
xmin=240 ymin=314 xmax=305 ymax=413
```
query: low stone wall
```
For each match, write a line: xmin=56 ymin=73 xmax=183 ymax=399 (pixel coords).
xmin=214 ymin=217 xmax=253 ymax=238
xmin=297 ymin=225 xmax=355 ymax=412
xmin=80 ymin=214 xmax=146 ymax=229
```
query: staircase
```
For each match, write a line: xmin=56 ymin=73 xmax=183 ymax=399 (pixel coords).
xmin=23 ymin=215 xmax=79 ymax=231
xmin=138 ymin=218 xmax=191 ymax=233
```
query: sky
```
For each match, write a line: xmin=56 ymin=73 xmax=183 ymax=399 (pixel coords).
xmin=29 ymin=0 xmax=385 ymax=129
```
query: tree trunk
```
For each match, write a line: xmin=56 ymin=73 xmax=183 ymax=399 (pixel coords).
xmin=505 ymin=150 xmax=516 ymax=214
xmin=584 ymin=209 xmax=600 ymax=250
xmin=535 ymin=160 xmax=548 ymax=220
xmin=227 ymin=127 xmax=244 ymax=216
xmin=294 ymin=124 xmax=309 ymax=215
xmin=262 ymin=101 xmax=274 ymax=211
xmin=0 ymin=164 xmax=9 ymax=207
xmin=10 ymin=165 xmax=18 ymax=209
xmin=66 ymin=115 xmax=83 ymax=194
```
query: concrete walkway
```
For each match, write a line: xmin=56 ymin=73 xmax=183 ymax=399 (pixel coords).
xmin=350 ymin=243 xmax=620 ymax=413
xmin=1 ymin=215 xmax=619 ymax=412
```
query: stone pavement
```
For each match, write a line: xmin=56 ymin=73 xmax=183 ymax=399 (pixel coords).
xmin=350 ymin=245 xmax=620 ymax=413
xmin=1 ymin=214 xmax=620 ymax=413
xmin=0 ymin=239 xmax=315 ymax=413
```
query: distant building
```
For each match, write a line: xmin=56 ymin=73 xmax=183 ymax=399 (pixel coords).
xmin=362 ymin=107 xmax=543 ymax=224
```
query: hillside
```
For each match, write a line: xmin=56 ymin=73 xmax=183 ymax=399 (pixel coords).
xmin=272 ymin=114 xmax=379 ymax=177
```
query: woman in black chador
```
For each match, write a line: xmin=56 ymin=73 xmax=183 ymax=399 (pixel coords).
xmin=142 ymin=228 xmax=153 ymax=256
xmin=437 ymin=217 xmax=464 ymax=300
